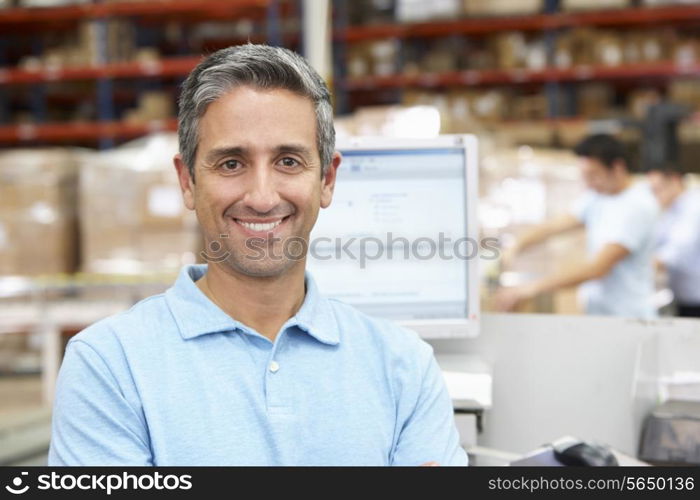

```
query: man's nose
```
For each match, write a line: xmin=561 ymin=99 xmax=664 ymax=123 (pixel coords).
xmin=242 ymin=166 xmax=281 ymax=214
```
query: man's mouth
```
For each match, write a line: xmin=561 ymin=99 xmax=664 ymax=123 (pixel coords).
xmin=232 ymin=216 xmax=290 ymax=233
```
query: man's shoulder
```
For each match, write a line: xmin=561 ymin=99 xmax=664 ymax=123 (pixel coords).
xmin=69 ymin=292 xmax=173 ymax=352
xmin=324 ymin=298 xmax=431 ymax=358
xmin=627 ymin=183 xmax=659 ymax=212
xmin=681 ymin=188 xmax=700 ymax=213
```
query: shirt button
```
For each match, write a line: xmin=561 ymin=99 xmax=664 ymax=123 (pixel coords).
xmin=269 ymin=361 xmax=280 ymax=373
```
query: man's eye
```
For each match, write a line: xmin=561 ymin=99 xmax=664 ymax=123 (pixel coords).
xmin=221 ymin=160 xmax=240 ymax=171
xmin=279 ymin=157 xmax=300 ymax=168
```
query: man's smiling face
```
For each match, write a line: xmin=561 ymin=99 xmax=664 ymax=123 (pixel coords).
xmin=176 ymin=85 xmax=339 ymax=278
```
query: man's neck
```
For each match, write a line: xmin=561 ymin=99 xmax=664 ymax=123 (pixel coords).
xmin=196 ymin=262 xmax=306 ymax=342
xmin=611 ymin=175 xmax=633 ymax=195
xmin=668 ymin=185 xmax=686 ymax=208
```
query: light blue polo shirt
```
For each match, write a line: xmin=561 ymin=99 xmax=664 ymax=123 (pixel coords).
xmin=571 ymin=183 xmax=659 ymax=319
xmin=49 ymin=264 xmax=467 ymax=466
xmin=655 ymin=189 xmax=700 ymax=305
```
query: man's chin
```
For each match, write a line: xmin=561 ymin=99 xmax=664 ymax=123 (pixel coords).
xmin=224 ymin=257 xmax=301 ymax=279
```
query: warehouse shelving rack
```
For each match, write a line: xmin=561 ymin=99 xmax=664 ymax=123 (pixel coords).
xmin=334 ymin=3 xmax=700 ymax=41
xmin=332 ymin=1 xmax=700 ymax=117
xmin=0 ymin=0 xmax=291 ymax=147
xmin=342 ymin=60 xmax=700 ymax=90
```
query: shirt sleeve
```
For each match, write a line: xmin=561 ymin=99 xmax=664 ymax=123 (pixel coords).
xmin=597 ymin=196 xmax=657 ymax=253
xmin=570 ymin=191 xmax=595 ymax=223
xmin=48 ymin=339 xmax=153 ymax=466
xmin=390 ymin=344 xmax=468 ymax=466
xmin=656 ymin=204 xmax=700 ymax=270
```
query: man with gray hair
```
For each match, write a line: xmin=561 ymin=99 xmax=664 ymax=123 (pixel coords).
xmin=49 ymin=44 xmax=467 ymax=466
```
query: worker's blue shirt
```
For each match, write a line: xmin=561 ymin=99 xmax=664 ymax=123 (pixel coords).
xmin=49 ymin=264 xmax=467 ymax=466
xmin=571 ymin=183 xmax=659 ymax=319
xmin=655 ymin=188 xmax=700 ymax=305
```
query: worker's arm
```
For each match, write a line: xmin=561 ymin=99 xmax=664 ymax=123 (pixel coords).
xmin=495 ymin=243 xmax=630 ymax=311
xmin=654 ymin=258 xmax=666 ymax=273
xmin=501 ymin=214 xmax=583 ymax=268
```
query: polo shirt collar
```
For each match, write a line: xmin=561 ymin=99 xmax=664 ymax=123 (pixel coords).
xmin=165 ymin=264 xmax=339 ymax=345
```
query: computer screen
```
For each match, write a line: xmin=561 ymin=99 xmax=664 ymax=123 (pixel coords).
xmin=307 ymin=135 xmax=479 ymax=339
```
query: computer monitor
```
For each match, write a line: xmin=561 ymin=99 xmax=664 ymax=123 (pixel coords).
xmin=307 ymin=135 xmax=480 ymax=339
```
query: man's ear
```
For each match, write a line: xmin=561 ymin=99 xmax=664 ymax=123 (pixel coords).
xmin=320 ymin=151 xmax=342 ymax=209
xmin=174 ymin=154 xmax=195 ymax=210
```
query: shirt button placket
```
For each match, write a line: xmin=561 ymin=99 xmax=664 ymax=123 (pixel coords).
xmin=266 ymin=335 xmax=292 ymax=414
xmin=266 ymin=357 xmax=285 ymax=411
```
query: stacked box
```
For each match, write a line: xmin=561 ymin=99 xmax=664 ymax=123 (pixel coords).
xmin=123 ymin=91 xmax=175 ymax=124
xmin=397 ymin=0 xmax=462 ymax=22
xmin=463 ymin=0 xmax=543 ymax=16
xmin=555 ymin=29 xmax=600 ymax=68
xmin=561 ymin=0 xmax=629 ymax=10
xmin=17 ymin=19 xmax=137 ymax=69
xmin=0 ymin=149 xmax=79 ymax=277
xmin=80 ymin=133 xmax=200 ymax=275
xmin=578 ymin=83 xmax=615 ymax=118
xmin=347 ymin=40 xmax=399 ymax=78
xmin=670 ymin=80 xmax=700 ymax=110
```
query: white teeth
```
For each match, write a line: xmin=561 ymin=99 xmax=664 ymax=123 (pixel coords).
xmin=237 ymin=219 xmax=282 ymax=232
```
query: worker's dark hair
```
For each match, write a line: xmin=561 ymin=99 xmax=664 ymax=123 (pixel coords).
xmin=573 ymin=134 xmax=629 ymax=171
xmin=646 ymin=162 xmax=686 ymax=178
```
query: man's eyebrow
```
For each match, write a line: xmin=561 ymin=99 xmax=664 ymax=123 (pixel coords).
xmin=204 ymin=146 xmax=248 ymax=164
xmin=203 ymin=145 xmax=313 ymax=164
xmin=274 ymin=144 xmax=313 ymax=157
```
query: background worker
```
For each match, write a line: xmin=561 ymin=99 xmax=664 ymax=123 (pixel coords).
xmin=496 ymin=134 xmax=659 ymax=319
xmin=648 ymin=165 xmax=700 ymax=318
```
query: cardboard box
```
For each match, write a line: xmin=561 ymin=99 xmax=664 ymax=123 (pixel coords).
xmin=347 ymin=41 xmax=398 ymax=79
xmin=80 ymin=133 xmax=200 ymax=275
xmin=491 ymin=32 xmax=529 ymax=69
xmin=578 ymin=83 xmax=614 ymax=118
xmin=369 ymin=40 xmax=399 ymax=77
xmin=593 ymin=32 xmax=624 ymax=66
xmin=561 ymin=0 xmax=629 ymax=11
xmin=124 ymin=91 xmax=175 ymax=124
xmin=464 ymin=0 xmax=542 ymax=16
xmin=397 ymin=0 xmax=463 ymax=22
xmin=670 ymin=80 xmax=700 ymax=110
xmin=675 ymin=38 xmax=700 ymax=67
xmin=347 ymin=43 xmax=373 ymax=79
xmin=510 ymin=93 xmax=548 ymax=121
xmin=420 ymin=38 xmax=465 ymax=73
xmin=0 ymin=149 xmax=79 ymax=276
xmin=555 ymin=29 xmax=597 ymax=68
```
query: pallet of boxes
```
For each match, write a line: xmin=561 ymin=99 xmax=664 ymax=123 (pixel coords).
xmin=80 ymin=133 xmax=200 ymax=277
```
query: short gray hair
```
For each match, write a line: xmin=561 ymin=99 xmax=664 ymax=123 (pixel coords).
xmin=178 ymin=44 xmax=335 ymax=180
